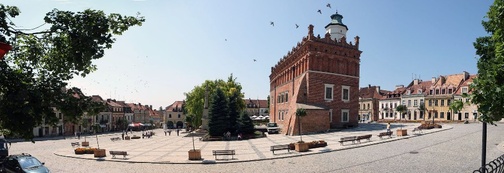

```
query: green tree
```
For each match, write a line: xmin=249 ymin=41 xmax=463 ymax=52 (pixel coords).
xmin=184 ymin=74 xmax=244 ymax=128
xmin=0 ymin=4 xmax=144 ymax=140
xmin=471 ymin=0 xmax=504 ymax=124
xmin=295 ymin=108 xmax=307 ymax=142
xmin=448 ymin=100 xmax=464 ymax=121
xmin=208 ymin=88 xmax=229 ymax=137
xmin=417 ymin=102 xmax=427 ymax=121
xmin=395 ymin=105 xmax=407 ymax=121
xmin=237 ymin=111 xmax=254 ymax=135
xmin=227 ymin=90 xmax=240 ymax=133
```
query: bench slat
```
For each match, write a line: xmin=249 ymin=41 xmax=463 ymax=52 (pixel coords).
xmin=270 ymin=144 xmax=290 ymax=154
xmin=212 ymin=150 xmax=235 ymax=160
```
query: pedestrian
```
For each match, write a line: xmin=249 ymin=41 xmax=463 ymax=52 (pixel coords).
xmin=168 ymin=129 xmax=172 ymax=136
xmin=121 ymin=131 xmax=125 ymax=140
xmin=164 ymin=130 xmax=167 ymax=136
xmin=77 ymin=132 xmax=81 ymax=140
xmin=237 ymin=133 xmax=242 ymax=140
xmin=226 ymin=131 xmax=231 ymax=140
xmin=176 ymin=129 xmax=180 ymax=136
xmin=386 ymin=122 xmax=391 ymax=133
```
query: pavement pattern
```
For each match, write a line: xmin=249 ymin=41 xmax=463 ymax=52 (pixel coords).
xmin=52 ymin=123 xmax=446 ymax=164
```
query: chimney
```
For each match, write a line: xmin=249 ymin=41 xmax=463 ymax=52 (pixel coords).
xmin=368 ymin=84 xmax=371 ymax=88
xmin=150 ymin=105 xmax=153 ymax=110
xmin=413 ymin=79 xmax=419 ymax=85
xmin=463 ymin=71 xmax=469 ymax=81
xmin=395 ymin=85 xmax=404 ymax=89
xmin=376 ymin=86 xmax=381 ymax=93
xmin=107 ymin=99 xmax=111 ymax=102
xmin=432 ymin=77 xmax=436 ymax=84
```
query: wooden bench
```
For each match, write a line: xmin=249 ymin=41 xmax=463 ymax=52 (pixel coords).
xmin=109 ymin=151 xmax=128 ymax=159
xmin=356 ymin=134 xmax=372 ymax=143
xmin=70 ymin=142 xmax=80 ymax=147
xmin=212 ymin=150 xmax=235 ymax=160
xmin=338 ymin=136 xmax=357 ymax=145
xmin=110 ymin=137 xmax=121 ymax=142
xmin=377 ymin=131 xmax=393 ymax=139
xmin=270 ymin=144 xmax=290 ymax=154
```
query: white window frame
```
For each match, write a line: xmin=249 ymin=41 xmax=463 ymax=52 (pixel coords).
xmin=342 ymin=85 xmax=350 ymax=102
xmin=461 ymin=87 xmax=468 ymax=94
xmin=324 ymin=84 xmax=334 ymax=101
xmin=341 ymin=109 xmax=349 ymax=122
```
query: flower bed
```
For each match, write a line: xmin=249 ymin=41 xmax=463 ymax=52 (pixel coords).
xmin=131 ymin=135 xmax=141 ymax=139
xmin=74 ymin=147 xmax=98 ymax=154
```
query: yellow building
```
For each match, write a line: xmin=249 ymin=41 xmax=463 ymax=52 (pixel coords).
xmin=425 ymin=72 xmax=470 ymax=122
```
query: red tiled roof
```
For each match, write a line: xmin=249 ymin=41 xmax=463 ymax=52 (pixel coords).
xmin=359 ymin=86 xmax=386 ymax=99
xmin=243 ymin=99 xmax=268 ymax=108
xmin=91 ymin=95 xmax=104 ymax=102
xmin=455 ymin=75 xmax=477 ymax=95
xmin=106 ymin=99 xmax=122 ymax=107
xmin=166 ymin=101 xmax=184 ymax=112
xmin=405 ymin=80 xmax=433 ymax=95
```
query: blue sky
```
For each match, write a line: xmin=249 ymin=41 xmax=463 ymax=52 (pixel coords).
xmin=3 ymin=0 xmax=494 ymax=109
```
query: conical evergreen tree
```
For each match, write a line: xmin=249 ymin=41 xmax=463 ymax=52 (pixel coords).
xmin=227 ymin=91 xmax=240 ymax=134
xmin=238 ymin=111 xmax=255 ymax=135
xmin=208 ymin=88 xmax=229 ymax=136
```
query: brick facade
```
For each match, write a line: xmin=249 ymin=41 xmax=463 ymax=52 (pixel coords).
xmin=269 ymin=13 xmax=361 ymax=135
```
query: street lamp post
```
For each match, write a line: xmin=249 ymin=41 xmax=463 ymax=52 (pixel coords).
xmin=0 ymin=42 xmax=12 ymax=60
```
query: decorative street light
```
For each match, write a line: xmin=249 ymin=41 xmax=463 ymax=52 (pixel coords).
xmin=0 ymin=42 xmax=12 ymax=60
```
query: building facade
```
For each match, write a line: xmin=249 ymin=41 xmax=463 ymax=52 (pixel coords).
xmin=358 ymin=85 xmax=387 ymax=122
xmin=165 ymin=101 xmax=185 ymax=129
xmin=401 ymin=79 xmax=432 ymax=121
xmin=379 ymin=85 xmax=405 ymax=120
xmin=425 ymin=72 xmax=470 ymax=122
xmin=454 ymin=74 xmax=479 ymax=121
xmin=269 ymin=12 xmax=361 ymax=135
xmin=244 ymin=98 xmax=269 ymax=117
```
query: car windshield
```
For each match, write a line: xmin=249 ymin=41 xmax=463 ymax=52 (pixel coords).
xmin=18 ymin=157 xmax=43 ymax=169
xmin=267 ymin=123 xmax=277 ymax=127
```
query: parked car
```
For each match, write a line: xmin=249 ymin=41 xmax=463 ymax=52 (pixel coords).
xmin=267 ymin=123 xmax=280 ymax=134
xmin=1 ymin=153 xmax=50 ymax=173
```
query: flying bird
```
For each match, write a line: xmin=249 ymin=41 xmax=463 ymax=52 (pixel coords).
xmin=317 ymin=9 xmax=322 ymax=14
xmin=270 ymin=21 xmax=274 ymax=26
xmin=326 ymin=3 xmax=331 ymax=8
xmin=225 ymin=39 xmax=227 ymax=41
xmin=295 ymin=24 xmax=299 ymax=28
xmin=253 ymin=59 xmax=257 ymax=62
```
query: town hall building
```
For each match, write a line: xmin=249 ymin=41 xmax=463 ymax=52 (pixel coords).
xmin=269 ymin=12 xmax=362 ymax=135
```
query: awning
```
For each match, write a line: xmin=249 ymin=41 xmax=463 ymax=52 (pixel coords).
xmin=99 ymin=124 xmax=106 ymax=128
xmin=128 ymin=123 xmax=143 ymax=127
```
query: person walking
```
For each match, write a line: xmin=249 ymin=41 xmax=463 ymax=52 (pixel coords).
xmin=164 ymin=130 xmax=167 ymax=136
xmin=176 ymin=129 xmax=180 ymax=136
xmin=77 ymin=132 xmax=81 ymax=140
xmin=168 ymin=129 xmax=172 ymax=136
xmin=121 ymin=131 xmax=125 ymax=140
xmin=386 ymin=122 xmax=391 ymax=133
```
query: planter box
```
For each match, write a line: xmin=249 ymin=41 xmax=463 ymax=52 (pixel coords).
xmin=188 ymin=149 xmax=202 ymax=160
xmin=94 ymin=149 xmax=106 ymax=157
xmin=397 ymin=129 xmax=408 ymax=136
xmin=295 ymin=142 xmax=309 ymax=152
xmin=81 ymin=141 xmax=89 ymax=147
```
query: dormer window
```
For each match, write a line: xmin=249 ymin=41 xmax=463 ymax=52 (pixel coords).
xmin=418 ymin=89 xmax=422 ymax=94
xmin=462 ymin=87 xmax=468 ymax=94
xmin=441 ymin=89 xmax=445 ymax=94
xmin=448 ymin=89 xmax=452 ymax=94
xmin=406 ymin=90 xmax=411 ymax=95
xmin=436 ymin=89 xmax=440 ymax=95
